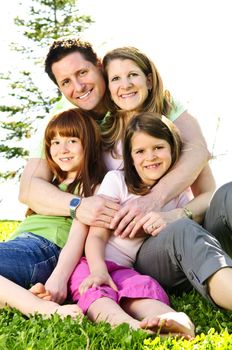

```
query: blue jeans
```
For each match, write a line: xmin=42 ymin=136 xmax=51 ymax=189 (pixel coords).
xmin=0 ymin=232 xmax=61 ymax=288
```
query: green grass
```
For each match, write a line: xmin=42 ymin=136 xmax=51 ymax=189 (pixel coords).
xmin=1 ymin=220 xmax=232 ymax=349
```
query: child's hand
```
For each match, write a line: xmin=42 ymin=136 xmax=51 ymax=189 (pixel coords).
xmin=79 ymin=271 xmax=118 ymax=295
xmin=44 ymin=274 xmax=68 ymax=304
xmin=29 ymin=283 xmax=52 ymax=301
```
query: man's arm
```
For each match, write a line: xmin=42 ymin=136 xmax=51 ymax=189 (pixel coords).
xmin=186 ymin=163 xmax=216 ymax=223
xmin=19 ymin=158 xmax=72 ymax=216
xmin=19 ymin=158 xmax=120 ymax=226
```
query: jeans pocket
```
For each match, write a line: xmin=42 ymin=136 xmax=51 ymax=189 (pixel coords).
xmin=31 ymin=255 xmax=58 ymax=285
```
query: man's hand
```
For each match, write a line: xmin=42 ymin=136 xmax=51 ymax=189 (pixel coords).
xmin=110 ymin=194 xmax=160 ymax=237
xmin=76 ymin=195 xmax=120 ymax=228
xmin=79 ymin=271 xmax=118 ymax=295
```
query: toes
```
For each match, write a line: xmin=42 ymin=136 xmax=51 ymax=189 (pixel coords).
xmin=29 ymin=282 xmax=46 ymax=294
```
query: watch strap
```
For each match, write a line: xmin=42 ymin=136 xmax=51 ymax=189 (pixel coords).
xmin=70 ymin=197 xmax=82 ymax=219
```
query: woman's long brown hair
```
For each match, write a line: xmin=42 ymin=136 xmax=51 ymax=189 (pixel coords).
xmin=101 ymin=46 xmax=174 ymax=157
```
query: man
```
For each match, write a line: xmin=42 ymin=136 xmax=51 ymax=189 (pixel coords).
xmin=19 ymin=39 xmax=120 ymax=229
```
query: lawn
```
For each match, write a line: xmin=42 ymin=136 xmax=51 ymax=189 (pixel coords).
xmin=1 ymin=220 xmax=232 ymax=349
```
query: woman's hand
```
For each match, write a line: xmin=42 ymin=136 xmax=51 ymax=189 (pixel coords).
xmin=110 ymin=193 xmax=159 ymax=238
xmin=136 ymin=209 xmax=185 ymax=237
xmin=126 ymin=208 xmax=185 ymax=239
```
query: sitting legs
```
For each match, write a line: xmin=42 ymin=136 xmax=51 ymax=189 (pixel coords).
xmin=87 ymin=296 xmax=195 ymax=338
xmin=0 ymin=276 xmax=82 ymax=319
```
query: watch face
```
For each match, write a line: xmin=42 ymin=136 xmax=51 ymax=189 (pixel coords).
xmin=70 ymin=197 xmax=82 ymax=218
xmin=70 ymin=198 xmax=81 ymax=208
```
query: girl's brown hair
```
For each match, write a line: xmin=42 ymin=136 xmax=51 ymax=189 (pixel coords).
xmin=44 ymin=108 xmax=106 ymax=197
xmin=101 ymin=47 xmax=175 ymax=157
xmin=123 ymin=112 xmax=182 ymax=195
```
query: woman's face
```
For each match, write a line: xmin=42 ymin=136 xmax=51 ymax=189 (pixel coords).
xmin=131 ymin=131 xmax=172 ymax=186
xmin=107 ymin=58 xmax=152 ymax=111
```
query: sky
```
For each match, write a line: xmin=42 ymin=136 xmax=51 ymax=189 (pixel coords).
xmin=0 ymin=0 xmax=232 ymax=219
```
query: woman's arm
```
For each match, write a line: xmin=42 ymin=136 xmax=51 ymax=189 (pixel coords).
xmin=155 ymin=111 xmax=211 ymax=206
xmin=184 ymin=163 xmax=216 ymax=223
xmin=79 ymin=226 xmax=117 ymax=294
xmin=128 ymin=163 xmax=216 ymax=238
xmin=110 ymin=111 xmax=211 ymax=235
xmin=117 ymin=164 xmax=216 ymax=238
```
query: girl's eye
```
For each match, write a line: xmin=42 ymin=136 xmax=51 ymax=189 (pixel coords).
xmin=51 ymin=140 xmax=59 ymax=145
xmin=136 ymin=149 xmax=144 ymax=154
xmin=68 ymin=138 xmax=80 ymax=144
xmin=111 ymin=76 xmax=119 ymax=82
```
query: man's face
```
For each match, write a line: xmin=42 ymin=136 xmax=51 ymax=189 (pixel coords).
xmin=52 ymin=52 xmax=106 ymax=114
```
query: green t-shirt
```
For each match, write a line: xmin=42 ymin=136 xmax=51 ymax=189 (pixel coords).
xmin=9 ymin=214 xmax=72 ymax=248
xmin=8 ymin=184 xmax=72 ymax=248
xmin=168 ymin=98 xmax=186 ymax=122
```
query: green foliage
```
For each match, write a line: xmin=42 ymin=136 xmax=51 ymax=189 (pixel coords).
xmin=0 ymin=220 xmax=20 ymax=240
xmin=14 ymin=0 xmax=93 ymax=46
xmin=1 ymin=221 xmax=232 ymax=349
xmin=144 ymin=329 xmax=232 ymax=349
xmin=0 ymin=300 xmax=232 ymax=350
xmin=0 ymin=0 xmax=93 ymax=179
xmin=0 ymin=310 xmax=149 ymax=350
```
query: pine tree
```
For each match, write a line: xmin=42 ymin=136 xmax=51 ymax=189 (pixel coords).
xmin=0 ymin=0 xmax=93 ymax=179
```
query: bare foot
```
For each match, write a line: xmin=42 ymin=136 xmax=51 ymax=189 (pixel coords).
xmin=140 ymin=312 xmax=195 ymax=339
xmin=31 ymin=298 xmax=83 ymax=320
xmin=29 ymin=284 xmax=83 ymax=320
xmin=29 ymin=283 xmax=52 ymax=301
xmin=44 ymin=303 xmax=83 ymax=320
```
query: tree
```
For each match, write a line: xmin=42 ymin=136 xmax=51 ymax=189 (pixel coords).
xmin=0 ymin=0 xmax=93 ymax=180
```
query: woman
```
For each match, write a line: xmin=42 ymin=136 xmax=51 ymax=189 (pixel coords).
xmin=101 ymin=46 xmax=213 ymax=235
xmin=100 ymin=46 xmax=232 ymax=311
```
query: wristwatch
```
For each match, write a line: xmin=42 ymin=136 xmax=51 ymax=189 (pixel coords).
xmin=69 ymin=197 xmax=82 ymax=219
